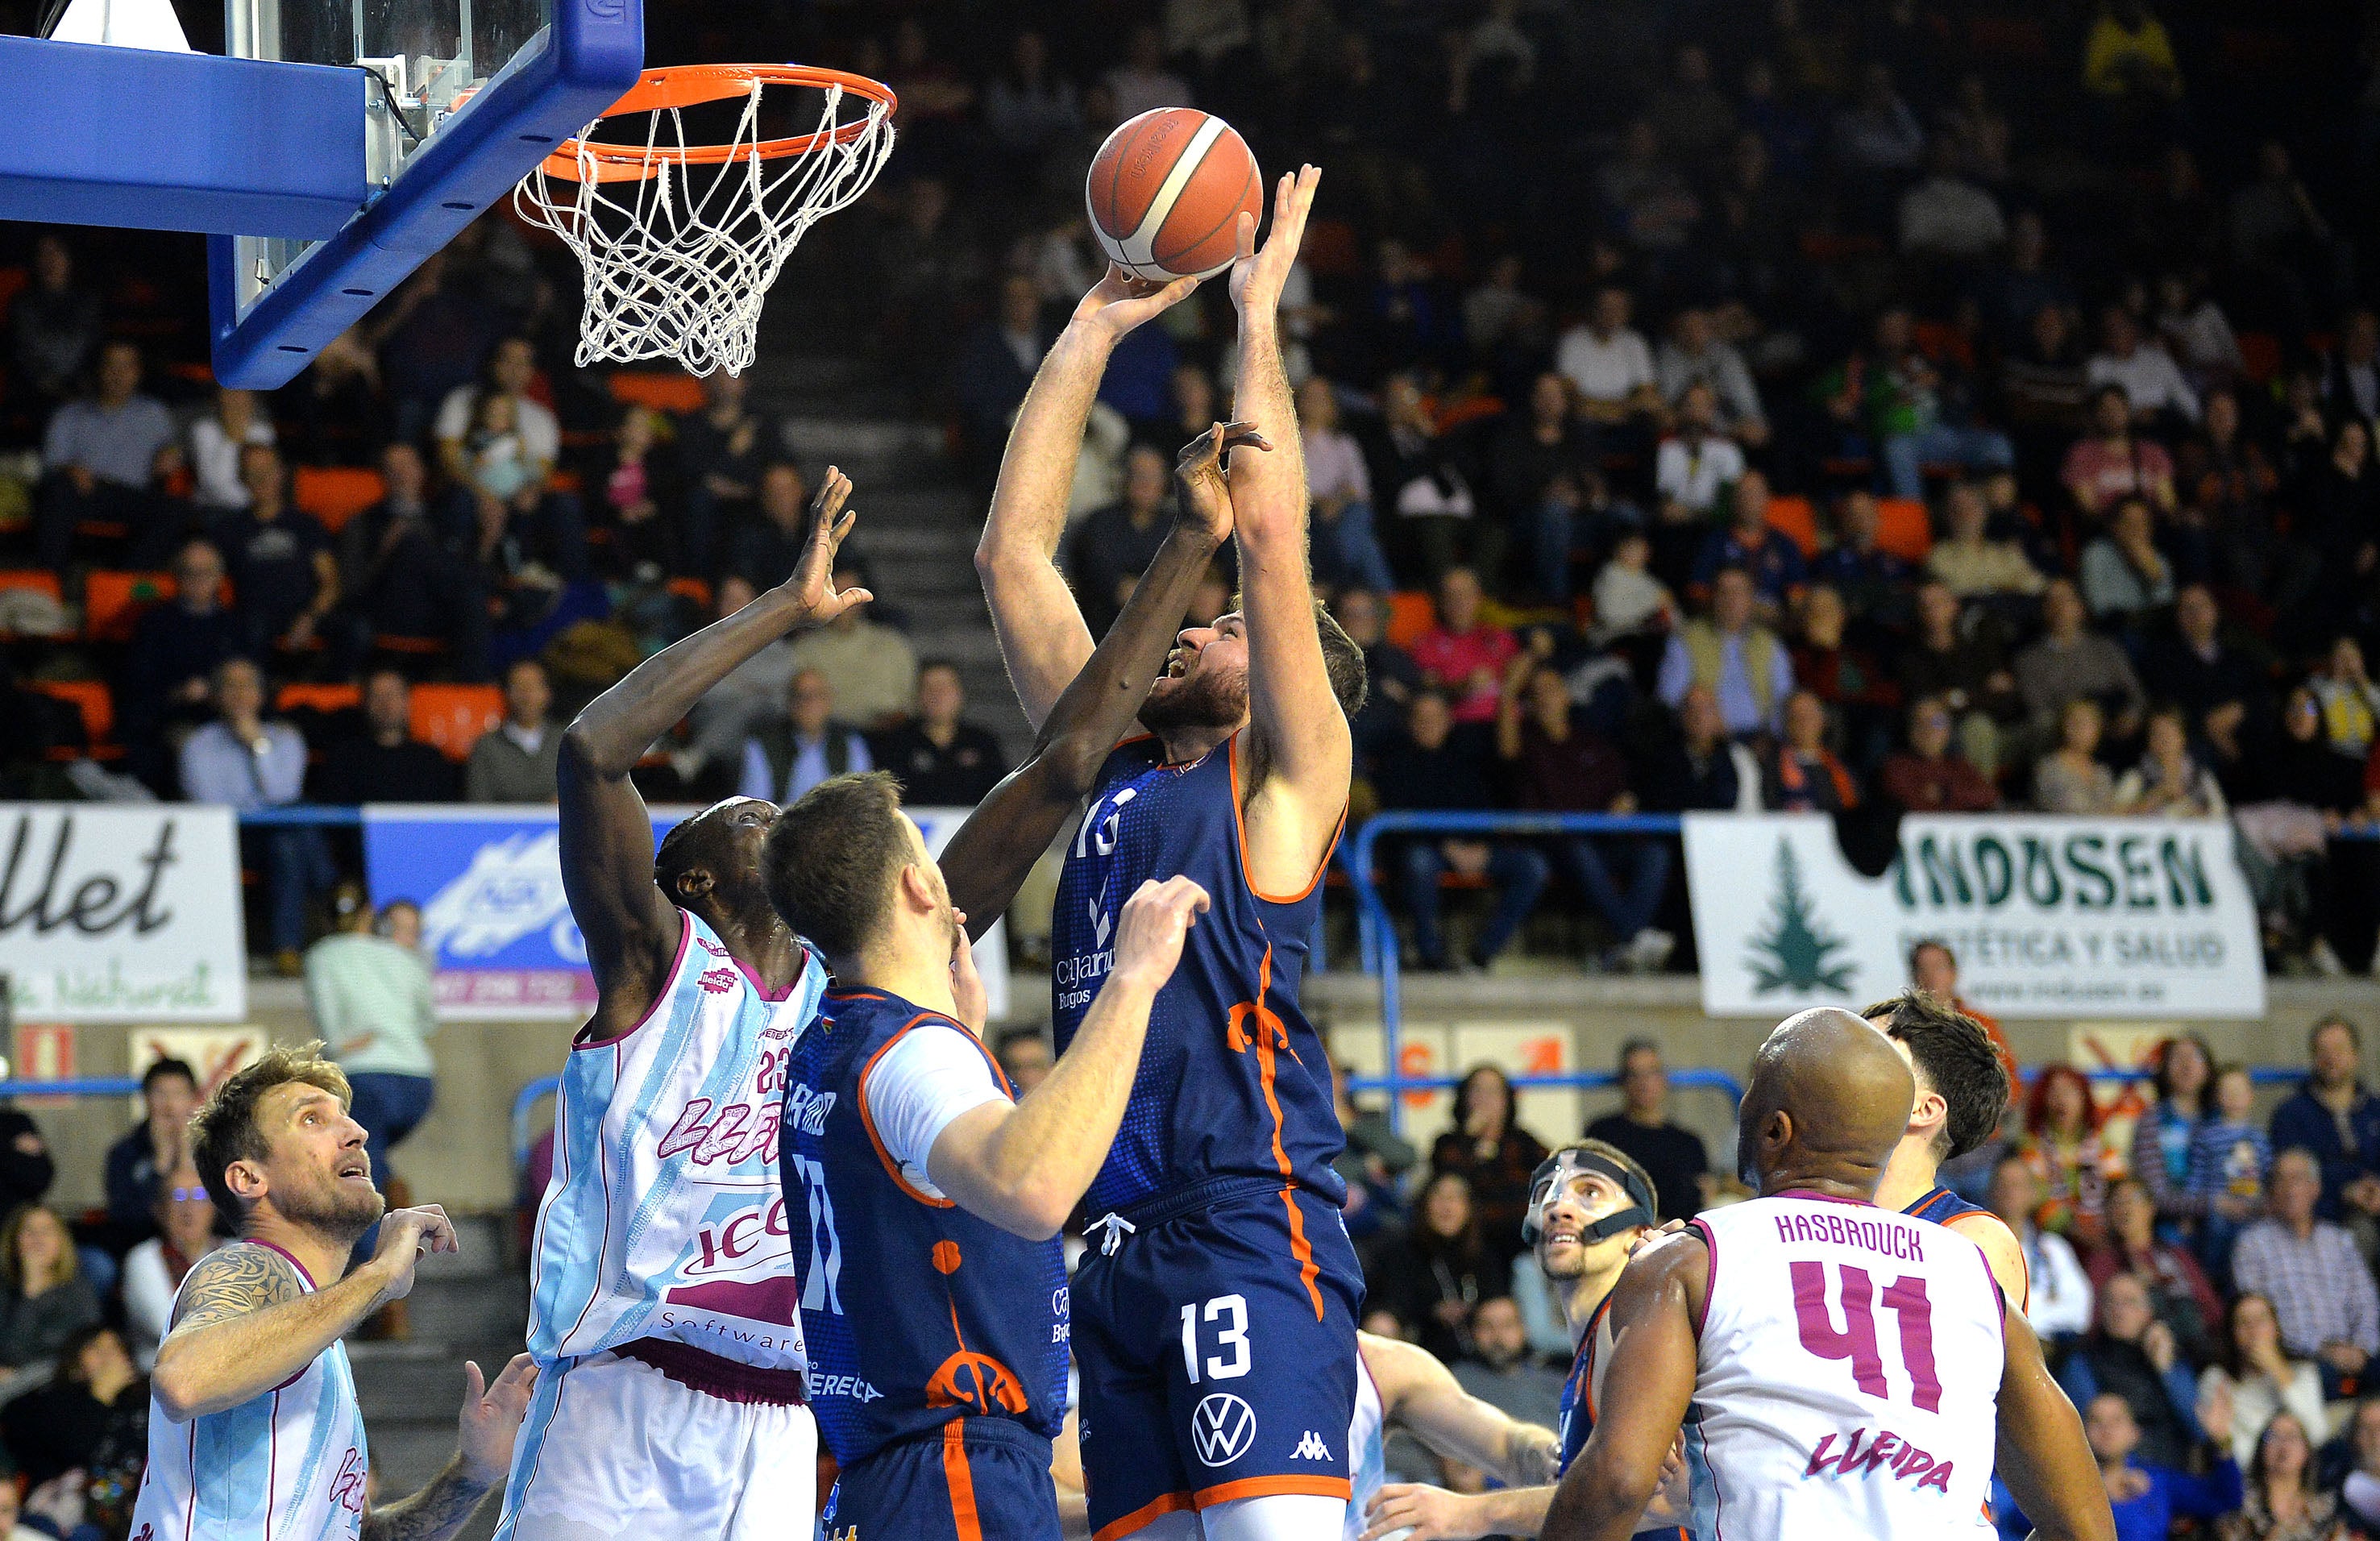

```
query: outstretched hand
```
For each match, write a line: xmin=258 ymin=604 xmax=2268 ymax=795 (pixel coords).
xmin=1173 ymin=421 xmax=1270 ymax=545
xmin=779 ymin=466 xmax=871 ymax=626
xmin=1229 ymin=164 xmax=1322 ymax=318
xmin=1074 ymin=264 xmax=1202 ymax=340
xmin=457 ymin=1353 xmax=540 ymax=1485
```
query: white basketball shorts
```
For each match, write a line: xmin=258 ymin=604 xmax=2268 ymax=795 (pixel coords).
xmin=493 ymin=1349 xmax=816 ymax=1541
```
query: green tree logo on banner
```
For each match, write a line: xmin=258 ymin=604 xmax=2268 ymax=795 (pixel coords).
xmin=1747 ymin=837 xmax=1856 ymax=995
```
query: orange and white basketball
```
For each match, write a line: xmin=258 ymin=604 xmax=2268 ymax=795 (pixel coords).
xmin=1086 ymin=108 xmax=1263 ymax=282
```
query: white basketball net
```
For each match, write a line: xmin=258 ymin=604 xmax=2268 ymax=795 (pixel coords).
xmin=515 ymin=77 xmax=895 ymax=376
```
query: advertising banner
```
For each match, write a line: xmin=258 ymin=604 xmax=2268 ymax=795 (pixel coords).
xmin=1683 ymin=813 xmax=2265 ymax=1020
xmin=0 ymin=804 xmax=245 ymax=1022
xmin=363 ymin=804 xmax=1010 ymax=1020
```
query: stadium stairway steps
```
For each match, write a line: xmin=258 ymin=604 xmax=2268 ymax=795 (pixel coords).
xmin=741 ymin=352 xmax=1034 ymax=766
xmin=343 ymin=1213 xmax=525 ymax=1539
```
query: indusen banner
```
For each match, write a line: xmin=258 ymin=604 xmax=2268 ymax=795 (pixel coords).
xmin=1683 ymin=813 xmax=2265 ymax=1020
xmin=0 ymin=804 xmax=245 ymax=1022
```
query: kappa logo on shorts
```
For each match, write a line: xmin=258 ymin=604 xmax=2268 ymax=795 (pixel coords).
xmin=1193 ymin=1392 xmax=1257 ymax=1467
xmin=1292 ymin=1430 xmax=1333 ymax=1460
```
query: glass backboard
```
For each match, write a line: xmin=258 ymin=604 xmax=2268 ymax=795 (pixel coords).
xmin=208 ymin=0 xmax=641 ymax=387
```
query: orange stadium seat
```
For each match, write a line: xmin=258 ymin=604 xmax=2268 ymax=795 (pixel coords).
xmin=292 ymin=466 xmax=386 ymax=534
xmin=410 ymin=683 xmax=505 ymax=762
xmin=610 ymin=372 xmax=706 ymax=414
xmin=276 ymin=683 xmax=362 ymax=716
xmin=1876 ymin=497 xmax=1933 ymax=563
xmin=31 ymin=679 xmax=114 ymax=758
xmin=1386 ymin=592 xmax=1435 ymax=648
xmin=1765 ymin=495 xmax=1821 ymax=558
xmin=81 ymin=570 xmax=173 ymax=642
xmin=0 ymin=570 xmax=61 ymax=603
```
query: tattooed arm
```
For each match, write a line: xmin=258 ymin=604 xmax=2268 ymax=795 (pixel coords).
xmin=363 ymin=1356 xmax=540 ymax=1541
xmin=152 ymin=1207 xmax=455 ymax=1422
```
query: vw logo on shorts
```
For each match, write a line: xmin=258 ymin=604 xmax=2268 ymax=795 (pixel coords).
xmin=1192 ymin=1393 xmax=1257 ymax=1468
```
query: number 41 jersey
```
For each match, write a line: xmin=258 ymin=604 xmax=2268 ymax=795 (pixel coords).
xmin=1676 ymin=1193 xmax=2003 ymax=1538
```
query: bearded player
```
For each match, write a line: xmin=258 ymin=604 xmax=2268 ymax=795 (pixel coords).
xmin=1863 ymin=990 xmax=2029 ymax=1307
xmin=1356 ymin=1142 xmax=1688 ymax=1541
xmin=131 ymin=1045 xmax=536 ymax=1540
xmin=976 ymin=166 xmax=1366 ymax=1540
xmin=1543 ymin=1009 xmax=2112 ymax=1541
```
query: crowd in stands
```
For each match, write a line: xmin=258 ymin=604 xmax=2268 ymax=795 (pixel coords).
xmin=1314 ymin=1003 xmax=2380 ymax=1540
xmin=0 ymin=0 xmax=2375 ymax=974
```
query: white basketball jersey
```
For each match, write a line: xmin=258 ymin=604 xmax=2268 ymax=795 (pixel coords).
xmin=1636 ymin=1194 xmax=2004 ymax=1539
xmin=127 ymin=1242 xmax=370 ymax=1541
xmin=1344 ymin=1350 xmax=1385 ymax=1541
xmin=526 ymin=910 xmax=825 ymax=1371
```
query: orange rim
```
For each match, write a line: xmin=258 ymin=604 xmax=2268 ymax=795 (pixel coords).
xmin=538 ymin=64 xmax=896 ymax=184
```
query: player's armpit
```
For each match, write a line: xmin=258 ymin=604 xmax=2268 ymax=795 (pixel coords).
xmin=166 ymin=1244 xmax=302 ymax=1333
xmin=1541 ymin=1235 xmax=1705 ymax=1541
xmin=1994 ymin=1307 xmax=2118 ymax=1541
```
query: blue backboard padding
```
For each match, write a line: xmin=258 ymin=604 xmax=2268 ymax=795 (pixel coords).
xmin=0 ymin=37 xmax=366 ymax=238
xmin=210 ymin=0 xmax=644 ymax=388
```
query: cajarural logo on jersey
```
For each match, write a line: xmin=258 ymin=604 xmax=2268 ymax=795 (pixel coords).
xmin=1059 ymin=790 xmax=1136 ymax=1011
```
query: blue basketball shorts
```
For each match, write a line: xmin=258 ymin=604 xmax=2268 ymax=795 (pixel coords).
xmin=823 ymin=1415 xmax=1058 ymax=1541
xmin=1070 ymin=1178 xmax=1361 ymax=1541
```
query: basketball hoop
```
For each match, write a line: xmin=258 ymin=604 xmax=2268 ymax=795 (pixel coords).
xmin=515 ymin=64 xmax=896 ymax=376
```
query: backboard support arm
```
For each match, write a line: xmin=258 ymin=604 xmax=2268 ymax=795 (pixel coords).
xmin=210 ymin=0 xmax=643 ymax=387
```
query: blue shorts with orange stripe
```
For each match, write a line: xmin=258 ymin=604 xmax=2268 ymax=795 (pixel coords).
xmin=823 ymin=1416 xmax=1057 ymax=1541
xmin=1073 ymin=1176 xmax=1361 ymax=1541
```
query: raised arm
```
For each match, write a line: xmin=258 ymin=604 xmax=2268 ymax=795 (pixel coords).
xmin=1993 ymin=1306 xmax=2117 ymax=1541
xmin=926 ymin=876 xmax=1208 ymax=1237
xmin=557 ymin=470 xmax=864 ymax=1035
xmin=152 ymin=1207 xmax=455 ymax=1422
xmin=975 ymin=268 xmax=1202 ymax=729
xmin=1541 ymin=1236 xmax=1705 ymax=1541
xmin=1227 ymin=167 xmax=1354 ymax=895
xmin=362 ymin=1355 xmax=539 ymax=1541
xmin=941 ymin=423 xmax=1257 ymax=936
xmin=1369 ymin=1331 xmax=1560 ymax=1485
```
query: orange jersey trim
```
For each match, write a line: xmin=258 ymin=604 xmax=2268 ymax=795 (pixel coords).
xmin=1094 ymin=1490 xmax=1194 ymax=1541
xmin=942 ymin=1422 xmax=983 ymax=1541
xmin=1227 ymin=733 xmax=1346 ymax=905
xmin=856 ymin=1016 xmax=961 ymax=1209
xmin=1191 ymin=1474 xmax=1353 ymax=1507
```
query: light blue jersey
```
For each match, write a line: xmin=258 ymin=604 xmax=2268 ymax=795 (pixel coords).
xmin=524 ymin=910 xmax=825 ymax=1372
xmin=127 ymin=1241 xmax=369 ymax=1541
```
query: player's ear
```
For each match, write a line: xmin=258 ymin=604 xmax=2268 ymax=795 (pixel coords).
xmin=1913 ymin=1090 xmax=1948 ymax=1136
xmin=225 ymin=1158 xmax=266 ymax=1206
xmin=675 ymin=866 xmax=714 ymax=903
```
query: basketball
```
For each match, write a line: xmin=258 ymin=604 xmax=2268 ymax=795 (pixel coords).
xmin=1085 ymin=107 xmax=1263 ymax=282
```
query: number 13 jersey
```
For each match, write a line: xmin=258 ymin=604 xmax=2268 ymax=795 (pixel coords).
xmin=1669 ymin=1193 xmax=2003 ymax=1538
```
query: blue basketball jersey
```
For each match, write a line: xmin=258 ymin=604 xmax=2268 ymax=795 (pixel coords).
xmin=1049 ymin=734 xmax=1346 ymax=1215
xmin=1902 ymin=1186 xmax=1985 ymax=1225
xmin=1561 ymin=1289 xmax=1703 ymax=1541
xmin=780 ymin=987 xmax=1068 ymax=1467
xmin=1556 ymin=1294 xmax=1611 ymax=1476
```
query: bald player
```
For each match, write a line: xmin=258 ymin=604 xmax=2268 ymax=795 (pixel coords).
xmin=1543 ymin=1009 xmax=2112 ymax=1541
xmin=1863 ymin=991 xmax=2029 ymax=1307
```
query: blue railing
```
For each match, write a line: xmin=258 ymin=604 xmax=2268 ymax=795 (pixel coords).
xmin=1339 ymin=812 xmax=1684 ymax=1132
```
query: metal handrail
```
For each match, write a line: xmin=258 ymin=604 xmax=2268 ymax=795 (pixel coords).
xmin=1339 ymin=812 xmax=1684 ymax=1132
